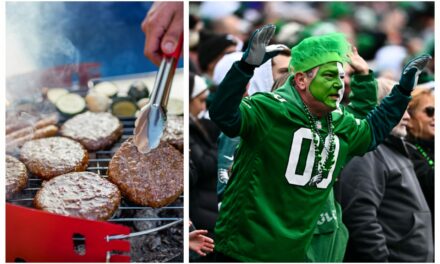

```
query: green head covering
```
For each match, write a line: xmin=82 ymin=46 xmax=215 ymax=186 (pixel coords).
xmin=289 ymin=33 xmax=351 ymax=73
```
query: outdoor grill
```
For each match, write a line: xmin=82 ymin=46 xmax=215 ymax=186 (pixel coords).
xmin=7 ymin=114 xmax=183 ymax=263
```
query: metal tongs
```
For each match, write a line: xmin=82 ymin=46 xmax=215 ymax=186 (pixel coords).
xmin=134 ymin=35 xmax=183 ymax=153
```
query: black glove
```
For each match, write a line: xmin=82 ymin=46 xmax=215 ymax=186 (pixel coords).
xmin=398 ymin=54 xmax=431 ymax=95
xmin=241 ymin=24 xmax=288 ymax=68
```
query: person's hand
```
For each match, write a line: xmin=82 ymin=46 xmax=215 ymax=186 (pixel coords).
xmin=189 ymin=229 xmax=215 ymax=256
xmin=347 ymin=46 xmax=369 ymax=75
xmin=242 ymin=24 xmax=288 ymax=67
xmin=141 ymin=2 xmax=183 ymax=66
xmin=399 ymin=54 xmax=431 ymax=94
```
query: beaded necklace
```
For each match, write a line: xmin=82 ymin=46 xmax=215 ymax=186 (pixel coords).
xmin=415 ymin=143 xmax=434 ymax=168
xmin=303 ymin=104 xmax=336 ymax=186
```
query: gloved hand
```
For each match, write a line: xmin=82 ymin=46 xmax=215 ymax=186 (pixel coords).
xmin=399 ymin=54 xmax=432 ymax=94
xmin=241 ymin=24 xmax=289 ymax=67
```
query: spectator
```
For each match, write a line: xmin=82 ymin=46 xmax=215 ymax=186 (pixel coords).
xmin=336 ymin=81 xmax=433 ymax=262
xmin=406 ymin=87 xmax=435 ymax=232
xmin=209 ymin=24 xmax=429 ymax=262
xmin=197 ymin=31 xmax=239 ymax=78
xmin=189 ymin=73 xmax=218 ymax=262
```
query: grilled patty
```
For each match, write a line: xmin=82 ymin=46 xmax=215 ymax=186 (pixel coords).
xmin=20 ymin=137 xmax=88 ymax=180
xmin=6 ymin=155 xmax=28 ymax=200
xmin=60 ymin=111 xmax=123 ymax=151
xmin=34 ymin=171 xmax=121 ymax=220
xmin=108 ymin=137 xmax=183 ymax=207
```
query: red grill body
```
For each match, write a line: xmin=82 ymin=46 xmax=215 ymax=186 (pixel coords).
xmin=6 ymin=203 xmax=131 ymax=262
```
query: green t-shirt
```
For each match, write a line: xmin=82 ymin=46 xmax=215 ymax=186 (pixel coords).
xmin=215 ymin=76 xmax=372 ymax=262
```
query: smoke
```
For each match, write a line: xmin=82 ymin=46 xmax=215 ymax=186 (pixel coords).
xmin=6 ymin=2 xmax=81 ymax=77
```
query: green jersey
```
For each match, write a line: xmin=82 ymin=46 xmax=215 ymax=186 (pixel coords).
xmin=210 ymin=61 xmax=410 ymax=262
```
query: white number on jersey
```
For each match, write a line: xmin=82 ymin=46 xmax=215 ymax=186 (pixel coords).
xmin=285 ymin=127 xmax=340 ymax=189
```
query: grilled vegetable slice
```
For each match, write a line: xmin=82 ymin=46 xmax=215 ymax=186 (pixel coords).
xmin=128 ymin=81 xmax=149 ymax=101
xmin=85 ymin=92 xmax=110 ymax=112
xmin=47 ymin=88 xmax=69 ymax=104
xmin=55 ymin=93 xmax=86 ymax=116
xmin=93 ymin=81 xmax=118 ymax=98
xmin=111 ymin=97 xmax=139 ymax=117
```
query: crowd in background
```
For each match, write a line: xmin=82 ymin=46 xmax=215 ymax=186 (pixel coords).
xmin=188 ymin=1 xmax=434 ymax=262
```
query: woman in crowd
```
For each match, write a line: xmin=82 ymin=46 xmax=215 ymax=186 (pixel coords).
xmin=406 ymin=87 xmax=435 ymax=230
xmin=189 ymin=72 xmax=218 ymax=261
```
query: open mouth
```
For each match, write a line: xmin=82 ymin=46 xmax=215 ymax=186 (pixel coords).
xmin=329 ymin=94 xmax=340 ymax=100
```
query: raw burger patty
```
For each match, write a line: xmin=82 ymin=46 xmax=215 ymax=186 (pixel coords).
xmin=6 ymin=155 xmax=28 ymax=200
xmin=34 ymin=171 xmax=121 ymax=221
xmin=20 ymin=137 xmax=88 ymax=180
xmin=60 ymin=111 xmax=123 ymax=151
xmin=108 ymin=137 xmax=183 ymax=207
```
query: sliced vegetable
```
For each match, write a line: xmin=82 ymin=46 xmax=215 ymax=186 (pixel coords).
xmin=47 ymin=88 xmax=69 ymax=104
xmin=128 ymin=81 xmax=149 ymax=101
xmin=85 ymin=92 xmax=110 ymax=112
xmin=111 ymin=97 xmax=139 ymax=117
xmin=167 ymin=98 xmax=184 ymax=115
xmin=93 ymin=81 xmax=119 ymax=98
xmin=55 ymin=93 xmax=86 ymax=116
xmin=137 ymin=97 xmax=150 ymax=110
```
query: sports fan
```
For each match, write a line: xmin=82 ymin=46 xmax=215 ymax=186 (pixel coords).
xmin=209 ymin=24 xmax=430 ymax=262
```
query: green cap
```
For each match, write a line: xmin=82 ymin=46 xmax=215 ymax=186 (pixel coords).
xmin=289 ymin=33 xmax=351 ymax=73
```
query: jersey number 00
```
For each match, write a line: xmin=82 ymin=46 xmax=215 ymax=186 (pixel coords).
xmin=285 ymin=128 xmax=340 ymax=189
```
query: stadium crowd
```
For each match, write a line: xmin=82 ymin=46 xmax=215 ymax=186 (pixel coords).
xmin=188 ymin=1 xmax=434 ymax=262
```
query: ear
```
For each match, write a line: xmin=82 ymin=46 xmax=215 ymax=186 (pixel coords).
xmin=294 ymin=72 xmax=307 ymax=91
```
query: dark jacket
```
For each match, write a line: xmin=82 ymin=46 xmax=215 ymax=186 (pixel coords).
xmin=335 ymin=135 xmax=433 ymax=262
xmin=406 ymin=136 xmax=434 ymax=229
xmin=189 ymin=116 xmax=218 ymax=237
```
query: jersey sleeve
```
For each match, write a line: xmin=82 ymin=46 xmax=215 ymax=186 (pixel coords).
xmin=345 ymin=71 xmax=378 ymax=118
xmin=365 ymin=85 xmax=411 ymax=150
xmin=209 ymin=61 xmax=253 ymax=138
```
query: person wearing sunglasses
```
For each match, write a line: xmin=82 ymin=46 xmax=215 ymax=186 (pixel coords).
xmin=406 ymin=87 xmax=435 ymax=236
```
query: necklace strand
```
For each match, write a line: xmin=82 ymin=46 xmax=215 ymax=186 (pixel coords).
xmin=303 ymin=104 xmax=336 ymax=185
xmin=415 ymin=143 xmax=434 ymax=167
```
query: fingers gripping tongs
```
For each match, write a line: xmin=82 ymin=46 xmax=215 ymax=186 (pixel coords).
xmin=134 ymin=35 xmax=183 ymax=153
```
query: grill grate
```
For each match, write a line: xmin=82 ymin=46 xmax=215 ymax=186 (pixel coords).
xmin=8 ymin=116 xmax=183 ymax=262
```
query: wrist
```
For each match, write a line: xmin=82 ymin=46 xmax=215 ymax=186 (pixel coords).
xmin=396 ymin=84 xmax=412 ymax=96
xmin=238 ymin=59 xmax=256 ymax=75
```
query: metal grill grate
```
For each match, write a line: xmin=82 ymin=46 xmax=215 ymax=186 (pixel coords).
xmin=8 ymin=116 xmax=183 ymax=261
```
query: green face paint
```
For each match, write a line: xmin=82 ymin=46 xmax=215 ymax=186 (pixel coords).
xmin=308 ymin=62 xmax=345 ymax=109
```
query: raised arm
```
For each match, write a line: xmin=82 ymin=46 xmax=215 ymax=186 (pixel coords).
xmin=345 ymin=47 xmax=378 ymax=118
xmin=209 ymin=24 xmax=287 ymax=137
xmin=366 ymin=54 xmax=431 ymax=150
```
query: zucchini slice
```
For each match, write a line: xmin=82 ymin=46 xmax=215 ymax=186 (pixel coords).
xmin=47 ymin=88 xmax=69 ymax=104
xmin=128 ymin=81 xmax=150 ymax=101
xmin=55 ymin=93 xmax=86 ymax=116
xmin=111 ymin=97 xmax=139 ymax=117
xmin=93 ymin=81 xmax=119 ymax=98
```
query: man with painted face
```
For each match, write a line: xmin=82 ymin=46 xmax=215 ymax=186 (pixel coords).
xmin=209 ymin=24 xmax=431 ymax=262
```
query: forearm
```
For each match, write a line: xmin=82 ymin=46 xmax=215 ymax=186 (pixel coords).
xmin=346 ymin=70 xmax=378 ymax=118
xmin=366 ymin=85 xmax=410 ymax=150
xmin=209 ymin=61 xmax=254 ymax=137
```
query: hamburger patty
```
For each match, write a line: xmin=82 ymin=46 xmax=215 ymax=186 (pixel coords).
xmin=163 ymin=115 xmax=183 ymax=152
xmin=6 ymin=155 xmax=28 ymax=200
xmin=60 ymin=111 xmax=123 ymax=151
xmin=108 ymin=137 xmax=183 ymax=207
xmin=34 ymin=171 xmax=121 ymax=220
xmin=20 ymin=137 xmax=88 ymax=180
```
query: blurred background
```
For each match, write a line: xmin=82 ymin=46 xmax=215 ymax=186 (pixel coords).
xmin=6 ymin=2 xmax=164 ymax=78
xmin=189 ymin=1 xmax=434 ymax=84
